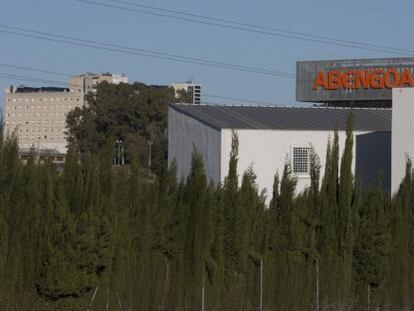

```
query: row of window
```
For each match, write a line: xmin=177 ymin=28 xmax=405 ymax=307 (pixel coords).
xmin=7 ymin=112 xmax=67 ymax=117
xmin=8 ymin=97 xmax=80 ymax=103
xmin=7 ymin=113 xmax=67 ymax=118
xmin=6 ymin=121 xmax=65 ymax=129
xmin=8 ymin=104 xmax=75 ymax=110
xmin=15 ymin=128 xmax=65 ymax=133
xmin=19 ymin=135 xmax=64 ymax=140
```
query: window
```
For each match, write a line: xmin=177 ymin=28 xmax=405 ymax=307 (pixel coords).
xmin=292 ymin=147 xmax=311 ymax=175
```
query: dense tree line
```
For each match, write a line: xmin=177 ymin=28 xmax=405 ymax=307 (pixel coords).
xmin=66 ymin=81 xmax=189 ymax=176
xmin=1 ymin=114 xmax=414 ymax=310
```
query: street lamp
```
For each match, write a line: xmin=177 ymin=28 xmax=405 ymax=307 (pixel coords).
xmin=116 ymin=139 xmax=122 ymax=165
xmin=148 ymin=140 xmax=153 ymax=175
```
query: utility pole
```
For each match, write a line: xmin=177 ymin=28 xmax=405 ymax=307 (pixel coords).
xmin=121 ymin=145 xmax=125 ymax=165
xmin=148 ymin=140 xmax=153 ymax=175
xmin=201 ymin=276 xmax=205 ymax=311
xmin=316 ymin=258 xmax=320 ymax=311
xmin=116 ymin=139 xmax=122 ymax=165
xmin=260 ymin=257 xmax=263 ymax=311
xmin=87 ymin=286 xmax=99 ymax=311
xmin=116 ymin=292 xmax=124 ymax=311
xmin=367 ymin=283 xmax=370 ymax=311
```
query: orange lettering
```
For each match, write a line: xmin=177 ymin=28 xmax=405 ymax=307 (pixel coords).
xmin=384 ymin=68 xmax=400 ymax=88
xmin=355 ymin=70 xmax=370 ymax=89
xmin=312 ymin=72 xmax=328 ymax=90
xmin=369 ymin=69 xmax=384 ymax=89
xmin=327 ymin=70 xmax=341 ymax=90
xmin=342 ymin=71 xmax=355 ymax=89
xmin=399 ymin=69 xmax=414 ymax=87
xmin=312 ymin=67 xmax=413 ymax=90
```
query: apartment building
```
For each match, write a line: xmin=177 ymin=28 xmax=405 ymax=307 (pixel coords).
xmin=70 ymin=72 xmax=128 ymax=97
xmin=171 ymin=82 xmax=202 ymax=104
xmin=4 ymin=86 xmax=82 ymax=153
xmin=4 ymin=73 xmax=128 ymax=154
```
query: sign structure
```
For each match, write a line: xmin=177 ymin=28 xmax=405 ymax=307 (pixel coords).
xmin=296 ymin=58 xmax=414 ymax=103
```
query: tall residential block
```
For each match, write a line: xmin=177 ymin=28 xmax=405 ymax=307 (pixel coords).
xmin=4 ymin=73 xmax=128 ymax=153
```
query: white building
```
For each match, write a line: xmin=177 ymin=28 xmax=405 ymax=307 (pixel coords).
xmin=4 ymin=86 xmax=82 ymax=153
xmin=4 ymin=73 xmax=128 ymax=153
xmin=69 ymin=72 xmax=128 ymax=97
xmin=392 ymin=88 xmax=414 ymax=193
xmin=168 ymin=104 xmax=391 ymax=200
xmin=168 ymin=57 xmax=414 ymax=198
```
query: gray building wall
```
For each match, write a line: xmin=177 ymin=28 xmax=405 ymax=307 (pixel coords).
xmin=168 ymin=108 xmax=221 ymax=183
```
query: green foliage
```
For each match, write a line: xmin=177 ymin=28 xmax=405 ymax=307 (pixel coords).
xmin=66 ymin=81 xmax=175 ymax=175
xmin=1 ymin=113 xmax=414 ymax=310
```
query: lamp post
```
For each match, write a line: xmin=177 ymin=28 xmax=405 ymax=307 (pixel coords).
xmin=116 ymin=139 xmax=122 ymax=165
xmin=148 ymin=140 xmax=153 ymax=175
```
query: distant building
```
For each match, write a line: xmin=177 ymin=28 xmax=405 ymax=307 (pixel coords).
xmin=171 ymin=82 xmax=201 ymax=104
xmin=4 ymin=73 xmax=128 ymax=154
xmin=69 ymin=72 xmax=128 ymax=98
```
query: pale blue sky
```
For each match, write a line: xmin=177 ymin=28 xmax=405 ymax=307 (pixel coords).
xmin=0 ymin=0 xmax=413 ymax=107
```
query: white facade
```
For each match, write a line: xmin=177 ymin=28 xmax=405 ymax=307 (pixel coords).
xmin=220 ymin=129 xmax=357 ymax=196
xmin=392 ymin=88 xmax=414 ymax=193
xmin=168 ymin=107 xmax=385 ymax=202
xmin=4 ymin=72 xmax=128 ymax=154
xmin=4 ymin=87 xmax=82 ymax=153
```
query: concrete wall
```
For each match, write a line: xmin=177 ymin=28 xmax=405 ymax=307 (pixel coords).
xmin=168 ymin=108 xmax=221 ymax=183
xmin=392 ymin=88 xmax=414 ymax=193
xmin=220 ymin=129 xmax=372 ymax=201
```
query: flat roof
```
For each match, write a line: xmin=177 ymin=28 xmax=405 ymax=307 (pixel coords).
xmin=170 ymin=103 xmax=391 ymax=132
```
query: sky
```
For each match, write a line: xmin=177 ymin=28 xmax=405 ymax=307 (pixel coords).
xmin=0 ymin=0 xmax=413 ymax=108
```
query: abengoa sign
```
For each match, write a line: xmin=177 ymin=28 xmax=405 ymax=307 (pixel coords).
xmin=312 ymin=68 xmax=414 ymax=90
xmin=296 ymin=58 xmax=414 ymax=102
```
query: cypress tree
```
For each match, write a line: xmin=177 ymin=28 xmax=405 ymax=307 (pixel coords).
xmin=222 ymin=130 xmax=241 ymax=309
xmin=338 ymin=113 xmax=355 ymax=301
xmin=389 ymin=159 xmax=412 ymax=308
xmin=354 ymin=180 xmax=388 ymax=309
